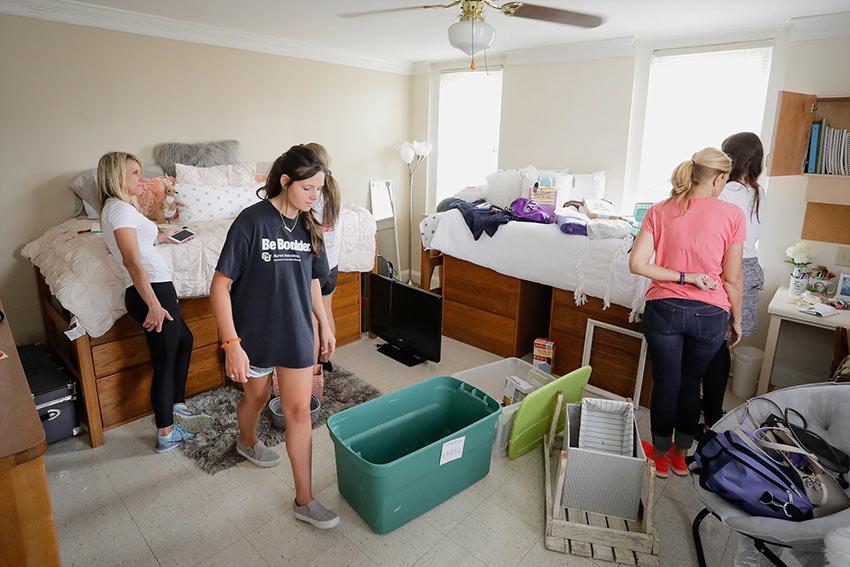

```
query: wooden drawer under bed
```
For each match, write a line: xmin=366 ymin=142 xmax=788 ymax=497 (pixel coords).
xmin=442 ymin=256 xmax=551 ymax=358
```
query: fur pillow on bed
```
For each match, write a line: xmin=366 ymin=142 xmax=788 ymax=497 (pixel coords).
xmin=483 ymin=169 xmax=523 ymax=209
xmin=153 ymin=140 xmax=242 ymax=177
xmin=68 ymin=164 xmax=167 ymax=219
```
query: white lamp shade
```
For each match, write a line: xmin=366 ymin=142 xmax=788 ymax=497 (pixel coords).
xmin=413 ymin=141 xmax=433 ymax=157
xmin=395 ymin=142 xmax=415 ymax=164
xmin=448 ymin=19 xmax=495 ymax=56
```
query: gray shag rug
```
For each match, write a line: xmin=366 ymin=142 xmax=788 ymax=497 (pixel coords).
xmin=180 ymin=364 xmax=381 ymax=474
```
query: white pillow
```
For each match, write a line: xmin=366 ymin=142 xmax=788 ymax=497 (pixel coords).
xmin=454 ymin=185 xmax=486 ymax=202
xmin=175 ymin=162 xmax=257 ymax=186
xmin=484 ymin=169 xmax=523 ymax=209
xmin=177 ymin=182 xmax=263 ymax=223
xmin=569 ymin=171 xmax=606 ymax=201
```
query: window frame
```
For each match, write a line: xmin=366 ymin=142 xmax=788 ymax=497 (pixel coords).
xmin=426 ymin=59 xmax=506 ymax=214
xmin=622 ymin=30 xmax=789 ymax=211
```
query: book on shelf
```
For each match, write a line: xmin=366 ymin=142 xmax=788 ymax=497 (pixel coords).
xmin=816 ymin=117 xmax=828 ymax=174
xmin=807 ymin=122 xmax=820 ymax=174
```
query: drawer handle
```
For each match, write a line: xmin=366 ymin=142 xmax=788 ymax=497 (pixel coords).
xmin=41 ymin=408 xmax=61 ymax=422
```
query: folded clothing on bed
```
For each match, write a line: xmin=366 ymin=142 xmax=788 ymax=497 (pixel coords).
xmin=446 ymin=199 xmax=513 ymax=240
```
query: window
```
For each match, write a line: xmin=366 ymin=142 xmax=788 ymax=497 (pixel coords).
xmin=633 ymin=43 xmax=773 ymax=205
xmin=434 ymin=68 xmax=503 ymax=205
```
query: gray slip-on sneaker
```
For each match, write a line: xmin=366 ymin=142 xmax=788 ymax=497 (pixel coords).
xmin=294 ymin=499 xmax=340 ymax=529
xmin=236 ymin=439 xmax=281 ymax=467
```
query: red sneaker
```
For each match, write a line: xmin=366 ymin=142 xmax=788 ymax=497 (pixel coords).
xmin=642 ymin=441 xmax=669 ymax=478
xmin=668 ymin=446 xmax=689 ymax=476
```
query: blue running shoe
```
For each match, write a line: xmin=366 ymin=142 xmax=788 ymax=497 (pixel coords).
xmin=173 ymin=404 xmax=214 ymax=433
xmin=154 ymin=425 xmax=195 ymax=453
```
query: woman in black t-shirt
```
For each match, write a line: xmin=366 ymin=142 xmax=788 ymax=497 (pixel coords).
xmin=210 ymin=145 xmax=339 ymax=529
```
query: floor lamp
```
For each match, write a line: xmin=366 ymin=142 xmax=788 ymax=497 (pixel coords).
xmin=395 ymin=140 xmax=432 ymax=284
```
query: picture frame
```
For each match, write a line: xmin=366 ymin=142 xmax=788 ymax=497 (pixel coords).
xmin=838 ymin=272 xmax=850 ymax=302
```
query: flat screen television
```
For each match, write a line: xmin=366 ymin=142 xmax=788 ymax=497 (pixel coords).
xmin=369 ymin=273 xmax=442 ymax=366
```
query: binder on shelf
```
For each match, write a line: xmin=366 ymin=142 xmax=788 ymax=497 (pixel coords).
xmin=807 ymin=122 xmax=820 ymax=174
xmin=816 ymin=117 xmax=828 ymax=174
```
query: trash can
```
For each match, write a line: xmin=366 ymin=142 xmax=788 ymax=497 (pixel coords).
xmin=731 ymin=346 xmax=764 ymax=399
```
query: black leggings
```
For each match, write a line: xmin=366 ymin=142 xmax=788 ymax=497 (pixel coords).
xmin=701 ymin=343 xmax=731 ymax=428
xmin=125 ymin=283 xmax=193 ymax=429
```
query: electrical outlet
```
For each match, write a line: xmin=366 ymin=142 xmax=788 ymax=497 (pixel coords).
xmin=836 ymin=246 xmax=850 ymax=267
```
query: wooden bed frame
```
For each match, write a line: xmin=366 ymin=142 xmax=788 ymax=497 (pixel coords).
xmin=433 ymin=253 xmax=652 ymax=407
xmin=34 ymin=268 xmax=366 ymax=447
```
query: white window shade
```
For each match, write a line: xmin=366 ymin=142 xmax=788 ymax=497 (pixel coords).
xmin=634 ymin=44 xmax=773 ymax=205
xmin=435 ymin=69 xmax=503 ymax=205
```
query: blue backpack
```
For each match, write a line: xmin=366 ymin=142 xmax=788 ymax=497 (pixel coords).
xmin=688 ymin=429 xmax=815 ymax=521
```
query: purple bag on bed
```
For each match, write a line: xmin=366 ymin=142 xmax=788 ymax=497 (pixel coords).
xmin=509 ymin=197 xmax=552 ymax=224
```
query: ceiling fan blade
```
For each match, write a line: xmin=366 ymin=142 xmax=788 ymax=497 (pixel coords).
xmin=339 ymin=1 xmax=461 ymax=19
xmin=505 ymin=3 xmax=603 ymax=28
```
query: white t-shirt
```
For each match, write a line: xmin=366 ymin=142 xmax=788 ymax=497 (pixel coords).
xmin=312 ymin=196 xmax=343 ymax=270
xmin=101 ymin=198 xmax=172 ymax=288
xmin=718 ymin=181 xmax=765 ymax=259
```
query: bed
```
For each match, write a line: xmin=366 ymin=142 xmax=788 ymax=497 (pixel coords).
xmin=23 ymin=205 xmax=377 ymax=447
xmin=423 ymin=208 xmax=654 ymax=406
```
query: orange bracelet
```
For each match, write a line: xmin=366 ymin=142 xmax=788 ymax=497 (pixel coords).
xmin=220 ymin=337 xmax=242 ymax=349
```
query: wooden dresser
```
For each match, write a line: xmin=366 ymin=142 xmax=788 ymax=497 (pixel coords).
xmin=442 ymin=256 xmax=551 ymax=358
xmin=0 ymin=300 xmax=61 ymax=566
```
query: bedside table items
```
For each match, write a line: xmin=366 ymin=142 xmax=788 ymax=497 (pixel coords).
xmin=785 ymin=241 xmax=814 ymax=298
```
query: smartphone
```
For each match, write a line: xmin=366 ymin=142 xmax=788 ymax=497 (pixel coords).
xmin=168 ymin=228 xmax=195 ymax=243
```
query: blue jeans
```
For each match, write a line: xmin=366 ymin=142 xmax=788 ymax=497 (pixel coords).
xmin=642 ymin=298 xmax=728 ymax=451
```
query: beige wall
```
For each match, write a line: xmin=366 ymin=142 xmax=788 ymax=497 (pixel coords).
xmin=499 ymin=56 xmax=636 ymax=208
xmin=0 ymin=14 xmax=412 ymax=344
xmin=744 ymin=36 xmax=850 ymax=382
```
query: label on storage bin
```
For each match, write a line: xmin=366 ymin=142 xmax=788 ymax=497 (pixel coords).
xmin=440 ymin=436 xmax=465 ymax=466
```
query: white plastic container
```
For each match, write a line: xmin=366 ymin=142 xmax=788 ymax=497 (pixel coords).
xmin=454 ymin=358 xmax=553 ymax=457
xmin=731 ymin=346 xmax=765 ymax=399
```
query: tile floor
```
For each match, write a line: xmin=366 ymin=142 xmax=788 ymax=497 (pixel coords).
xmin=44 ymin=334 xmax=802 ymax=567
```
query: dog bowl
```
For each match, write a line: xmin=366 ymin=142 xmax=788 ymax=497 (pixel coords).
xmin=268 ymin=394 xmax=321 ymax=430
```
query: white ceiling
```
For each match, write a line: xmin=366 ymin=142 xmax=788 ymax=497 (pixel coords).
xmin=9 ymin=0 xmax=850 ymax=68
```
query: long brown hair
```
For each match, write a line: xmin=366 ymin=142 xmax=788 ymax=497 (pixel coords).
xmin=722 ymin=131 xmax=763 ymax=222
xmin=261 ymin=145 xmax=326 ymax=255
xmin=667 ymin=147 xmax=731 ymax=216
xmin=303 ymin=142 xmax=340 ymax=228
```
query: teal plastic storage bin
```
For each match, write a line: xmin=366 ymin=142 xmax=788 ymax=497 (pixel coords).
xmin=326 ymin=375 xmax=501 ymax=534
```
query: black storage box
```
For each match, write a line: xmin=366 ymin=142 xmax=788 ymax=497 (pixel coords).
xmin=18 ymin=344 xmax=82 ymax=444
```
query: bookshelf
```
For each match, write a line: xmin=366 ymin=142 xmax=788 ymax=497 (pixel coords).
xmin=768 ymin=90 xmax=850 ymax=244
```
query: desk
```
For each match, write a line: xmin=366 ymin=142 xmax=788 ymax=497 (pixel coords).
xmin=756 ymin=287 xmax=850 ymax=395
xmin=0 ymin=300 xmax=61 ymax=566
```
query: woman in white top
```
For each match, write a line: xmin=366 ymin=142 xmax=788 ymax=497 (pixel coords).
xmin=98 ymin=152 xmax=212 ymax=453
xmin=701 ymin=132 xmax=766 ymax=427
xmin=305 ymin=143 xmax=342 ymax=372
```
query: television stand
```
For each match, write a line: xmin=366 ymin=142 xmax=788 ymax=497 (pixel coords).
xmin=377 ymin=342 xmax=424 ymax=367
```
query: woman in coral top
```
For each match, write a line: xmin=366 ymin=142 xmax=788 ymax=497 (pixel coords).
xmin=629 ymin=147 xmax=744 ymax=478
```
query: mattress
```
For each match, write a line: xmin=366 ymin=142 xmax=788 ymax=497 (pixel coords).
xmin=22 ymin=204 xmax=376 ymax=338
xmin=426 ymin=209 xmax=649 ymax=318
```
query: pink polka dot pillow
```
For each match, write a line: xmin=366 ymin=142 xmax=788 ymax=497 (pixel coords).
xmin=176 ymin=182 xmax=264 ymax=223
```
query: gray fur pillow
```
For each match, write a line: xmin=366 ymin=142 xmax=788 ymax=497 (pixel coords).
xmin=153 ymin=140 xmax=241 ymax=177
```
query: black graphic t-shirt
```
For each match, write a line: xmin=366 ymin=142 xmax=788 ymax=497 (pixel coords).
xmin=216 ymin=200 xmax=330 ymax=368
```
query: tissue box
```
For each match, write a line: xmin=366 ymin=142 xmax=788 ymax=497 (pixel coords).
xmin=533 ymin=338 xmax=555 ymax=374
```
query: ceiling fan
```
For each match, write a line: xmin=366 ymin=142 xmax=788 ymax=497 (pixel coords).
xmin=340 ymin=1 xmax=603 ymax=68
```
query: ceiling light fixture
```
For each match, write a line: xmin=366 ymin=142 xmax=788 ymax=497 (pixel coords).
xmin=446 ymin=1 xmax=495 ymax=69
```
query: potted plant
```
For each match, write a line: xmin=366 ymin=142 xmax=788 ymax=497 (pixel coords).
xmin=785 ymin=241 xmax=814 ymax=297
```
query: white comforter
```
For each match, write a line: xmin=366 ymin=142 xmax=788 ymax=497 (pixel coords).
xmin=426 ymin=209 xmax=649 ymax=319
xmin=22 ymin=204 xmax=376 ymax=338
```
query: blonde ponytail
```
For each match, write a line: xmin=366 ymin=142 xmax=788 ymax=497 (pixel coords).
xmin=666 ymin=147 xmax=731 ymax=216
